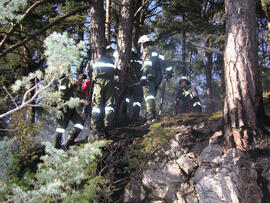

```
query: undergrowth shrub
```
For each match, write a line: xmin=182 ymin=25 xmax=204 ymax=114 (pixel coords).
xmin=0 ymin=139 xmax=20 ymax=201
xmin=125 ymin=123 xmax=174 ymax=174
xmin=1 ymin=140 xmax=107 ymax=203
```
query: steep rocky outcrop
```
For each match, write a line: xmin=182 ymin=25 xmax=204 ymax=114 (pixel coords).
xmin=120 ymin=113 xmax=270 ymax=203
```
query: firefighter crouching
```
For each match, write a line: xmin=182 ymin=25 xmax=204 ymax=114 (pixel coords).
xmin=175 ymin=76 xmax=202 ymax=114
xmin=138 ymin=35 xmax=164 ymax=124
xmin=53 ymin=74 xmax=85 ymax=149
xmin=87 ymin=46 xmax=116 ymax=136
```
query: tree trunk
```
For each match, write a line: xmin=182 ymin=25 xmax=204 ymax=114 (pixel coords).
xmin=224 ymin=0 xmax=264 ymax=150
xmin=115 ymin=0 xmax=134 ymax=122
xmin=182 ymin=31 xmax=187 ymax=76
xmin=89 ymin=0 xmax=106 ymax=59
xmin=133 ymin=0 xmax=144 ymax=52
xmin=105 ymin=0 xmax=112 ymax=44
xmin=205 ymin=37 xmax=214 ymax=112
xmin=261 ymin=0 xmax=270 ymax=52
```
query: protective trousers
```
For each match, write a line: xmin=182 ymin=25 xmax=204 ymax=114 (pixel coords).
xmin=53 ymin=108 xmax=84 ymax=149
xmin=91 ymin=78 xmax=115 ymax=130
xmin=143 ymin=81 xmax=157 ymax=122
xmin=125 ymin=84 xmax=143 ymax=122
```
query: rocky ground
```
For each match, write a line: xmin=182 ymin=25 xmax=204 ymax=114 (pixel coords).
xmin=21 ymin=94 xmax=270 ymax=202
xmin=95 ymin=95 xmax=270 ymax=203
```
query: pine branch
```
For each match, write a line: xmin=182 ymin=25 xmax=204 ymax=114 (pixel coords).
xmin=0 ymin=5 xmax=91 ymax=57
xmin=0 ymin=0 xmax=50 ymax=50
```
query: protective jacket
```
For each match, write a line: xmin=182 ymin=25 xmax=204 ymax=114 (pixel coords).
xmin=175 ymin=86 xmax=202 ymax=113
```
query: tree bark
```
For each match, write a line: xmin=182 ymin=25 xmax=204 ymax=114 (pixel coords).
xmin=224 ymin=0 xmax=264 ymax=150
xmin=261 ymin=0 xmax=270 ymax=52
xmin=105 ymin=0 xmax=112 ymax=45
xmin=115 ymin=0 xmax=134 ymax=122
xmin=182 ymin=31 xmax=187 ymax=76
xmin=89 ymin=0 xmax=106 ymax=59
xmin=205 ymin=37 xmax=214 ymax=112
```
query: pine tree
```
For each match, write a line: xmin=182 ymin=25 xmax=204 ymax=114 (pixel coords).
xmin=224 ymin=0 xmax=266 ymax=150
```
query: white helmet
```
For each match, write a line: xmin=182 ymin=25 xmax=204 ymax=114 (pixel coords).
xmin=180 ymin=76 xmax=188 ymax=81
xmin=179 ymin=76 xmax=190 ymax=85
xmin=138 ymin=35 xmax=151 ymax=44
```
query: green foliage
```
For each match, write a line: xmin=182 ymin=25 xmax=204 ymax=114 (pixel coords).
xmin=0 ymin=139 xmax=20 ymax=201
xmin=0 ymin=0 xmax=28 ymax=23
xmin=7 ymin=31 xmax=87 ymax=118
xmin=125 ymin=123 xmax=174 ymax=174
xmin=66 ymin=97 xmax=86 ymax=109
xmin=9 ymin=108 xmax=40 ymax=159
xmin=2 ymin=141 xmax=107 ymax=202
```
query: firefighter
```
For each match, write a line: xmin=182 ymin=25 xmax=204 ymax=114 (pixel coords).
xmin=123 ymin=47 xmax=143 ymax=124
xmin=175 ymin=76 xmax=202 ymax=114
xmin=87 ymin=45 xmax=116 ymax=136
xmin=138 ymin=35 xmax=165 ymax=124
xmin=53 ymin=74 xmax=85 ymax=149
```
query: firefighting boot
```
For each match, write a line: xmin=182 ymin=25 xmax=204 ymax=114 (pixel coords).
xmin=146 ymin=110 xmax=156 ymax=125
xmin=130 ymin=105 xmax=140 ymax=124
xmin=64 ymin=128 xmax=81 ymax=149
xmin=53 ymin=132 xmax=63 ymax=149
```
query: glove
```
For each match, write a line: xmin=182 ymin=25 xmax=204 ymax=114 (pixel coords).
xmin=140 ymin=75 xmax=147 ymax=86
xmin=164 ymin=73 xmax=172 ymax=80
xmin=147 ymin=75 xmax=154 ymax=81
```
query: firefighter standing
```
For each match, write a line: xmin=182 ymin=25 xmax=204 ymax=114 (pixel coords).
xmin=53 ymin=74 xmax=85 ymax=149
xmin=87 ymin=46 xmax=116 ymax=135
xmin=138 ymin=35 xmax=165 ymax=124
xmin=175 ymin=76 xmax=202 ymax=114
xmin=123 ymin=48 xmax=143 ymax=124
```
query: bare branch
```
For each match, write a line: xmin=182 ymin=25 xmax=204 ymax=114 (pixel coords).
xmin=0 ymin=76 xmax=56 ymax=119
xmin=22 ymin=79 xmax=44 ymax=104
xmin=3 ymin=86 xmax=18 ymax=107
xmin=189 ymin=41 xmax=224 ymax=55
xmin=0 ymin=128 xmax=16 ymax=132
xmin=0 ymin=5 xmax=91 ymax=57
xmin=134 ymin=0 xmax=152 ymax=17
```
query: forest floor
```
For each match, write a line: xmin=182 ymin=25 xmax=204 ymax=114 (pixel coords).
xmin=23 ymin=93 xmax=270 ymax=202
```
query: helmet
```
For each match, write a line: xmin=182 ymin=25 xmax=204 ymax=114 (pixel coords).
xmin=138 ymin=35 xmax=151 ymax=44
xmin=106 ymin=44 xmax=114 ymax=52
xmin=179 ymin=76 xmax=190 ymax=85
xmin=131 ymin=47 xmax=137 ymax=54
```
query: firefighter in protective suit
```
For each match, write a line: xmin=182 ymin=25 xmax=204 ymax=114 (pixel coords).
xmin=138 ymin=35 xmax=165 ymax=124
xmin=53 ymin=74 xmax=84 ymax=149
xmin=87 ymin=46 xmax=116 ymax=135
xmin=175 ymin=76 xmax=202 ymax=113
xmin=123 ymin=48 xmax=143 ymax=124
